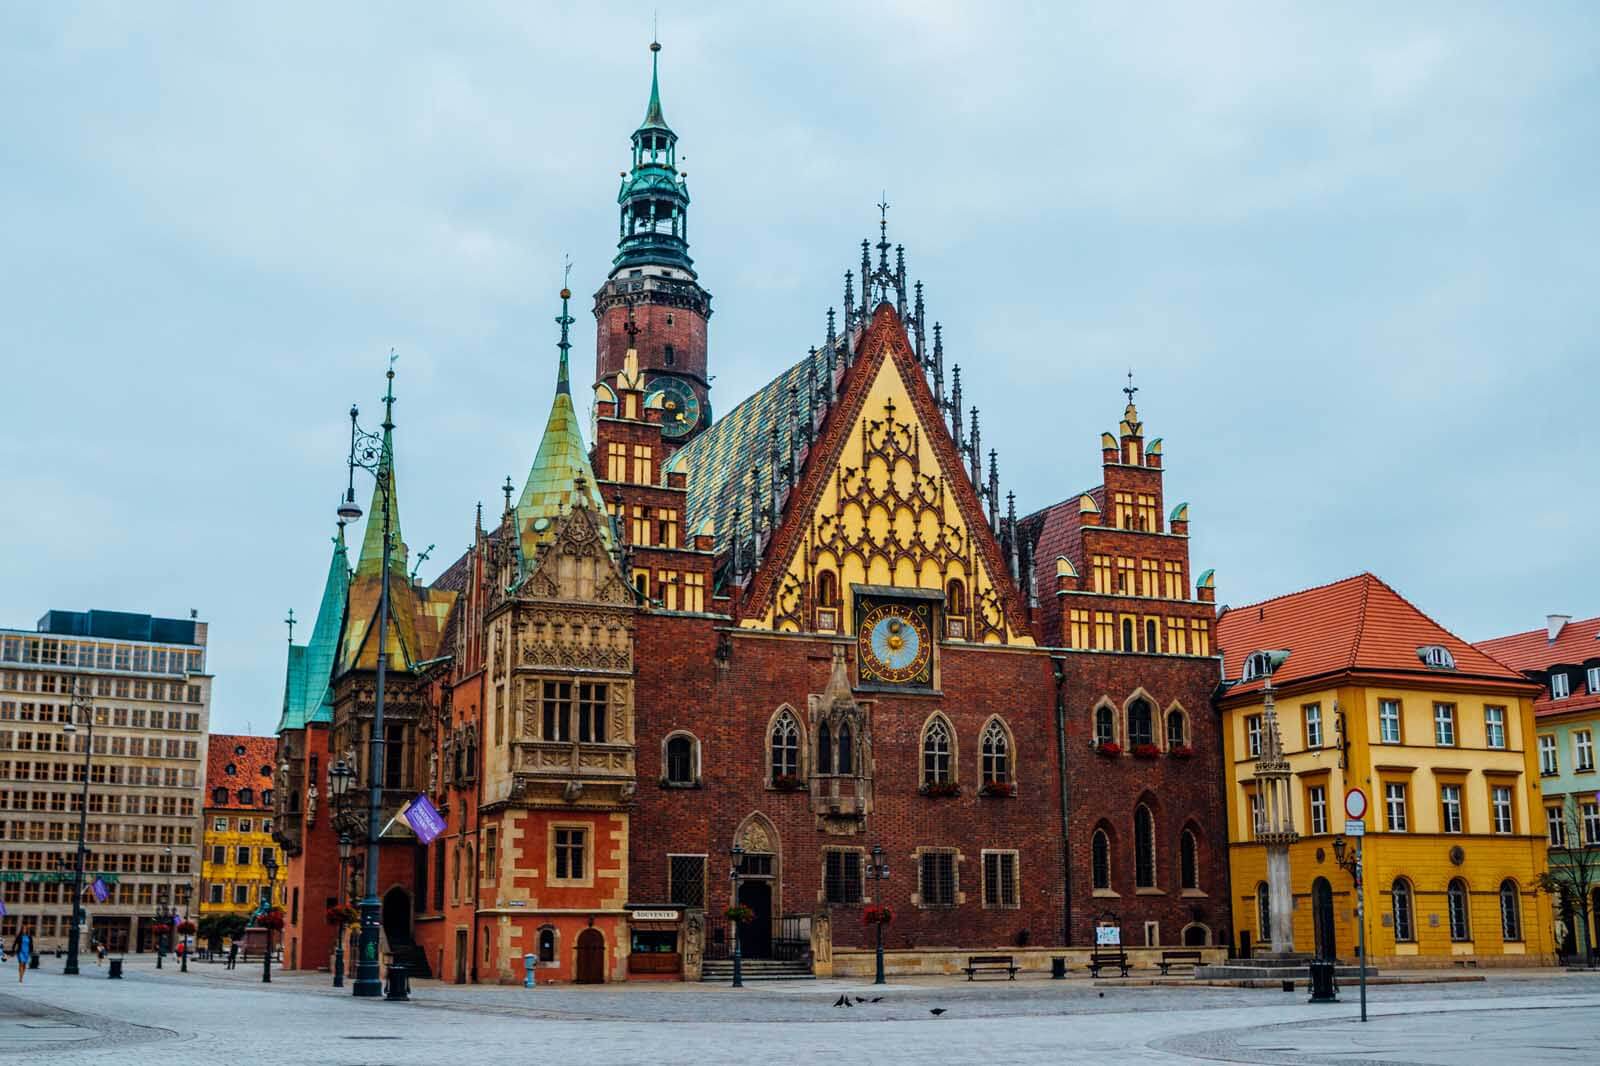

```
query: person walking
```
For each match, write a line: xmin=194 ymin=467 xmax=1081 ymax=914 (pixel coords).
xmin=12 ymin=926 xmax=33 ymax=983
xmin=95 ymin=938 xmax=106 ymax=966
xmin=226 ymin=940 xmax=238 ymax=970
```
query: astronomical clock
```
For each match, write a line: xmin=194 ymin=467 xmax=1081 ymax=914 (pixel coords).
xmin=644 ymin=375 xmax=705 ymax=440
xmin=854 ymin=588 xmax=937 ymax=690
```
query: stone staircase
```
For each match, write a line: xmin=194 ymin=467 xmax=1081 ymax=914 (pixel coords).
xmin=1195 ymin=953 xmax=1375 ymax=981
xmin=700 ymin=958 xmax=813 ymax=981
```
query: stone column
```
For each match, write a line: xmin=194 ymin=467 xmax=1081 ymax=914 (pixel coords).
xmin=1255 ymin=680 xmax=1299 ymax=955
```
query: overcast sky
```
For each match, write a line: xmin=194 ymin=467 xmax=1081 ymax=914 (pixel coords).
xmin=3 ymin=2 xmax=1596 ymax=735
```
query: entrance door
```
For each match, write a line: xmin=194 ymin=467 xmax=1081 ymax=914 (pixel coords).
xmin=575 ymin=928 xmax=605 ymax=984
xmin=455 ymin=930 xmax=468 ymax=984
xmin=382 ymin=887 xmax=412 ymax=948
xmin=738 ymin=880 xmax=773 ymax=959
xmin=1312 ymin=878 xmax=1337 ymax=961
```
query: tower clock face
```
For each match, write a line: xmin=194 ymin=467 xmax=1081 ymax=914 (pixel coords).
xmin=856 ymin=600 xmax=934 ymax=687
xmin=645 ymin=376 xmax=702 ymax=438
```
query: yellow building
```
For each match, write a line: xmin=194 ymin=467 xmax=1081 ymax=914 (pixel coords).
xmin=1216 ymin=574 xmax=1554 ymax=967
xmin=200 ymin=734 xmax=283 ymax=918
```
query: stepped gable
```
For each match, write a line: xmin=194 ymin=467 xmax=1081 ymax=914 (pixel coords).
xmin=1217 ymin=572 xmax=1526 ymax=695
xmin=1018 ymin=486 xmax=1103 ymax=640
xmin=739 ymin=303 xmax=1032 ymax=638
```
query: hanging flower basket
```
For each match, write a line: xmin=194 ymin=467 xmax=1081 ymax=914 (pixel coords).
xmin=862 ymin=904 xmax=894 ymax=926
xmin=258 ymin=908 xmax=286 ymax=932
xmin=920 ymin=781 xmax=961 ymax=798
xmin=725 ymin=904 xmax=755 ymax=925
xmin=176 ymin=920 xmax=197 ymax=936
xmin=152 ymin=923 xmax=173 ymax=936
xmin=1168 ymin=746 xmax=1194 ymax=760
xmin=1095 ymin=741 xmax=1122 ymax=757
xmin=979 ymin=781 xmax=1016 ymax=798
xmin=1132 ymin=743 xmax=1161 ymax=759
xmin=326 ymin=904 xmax=360 ymax=927
xmin=771 ymin=774 xmax=805 ymax=792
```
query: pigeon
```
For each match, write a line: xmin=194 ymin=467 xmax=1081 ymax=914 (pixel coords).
xmin=833 ymin=995 xmax=852 ymax=1007
xmin=929 ymin=1007 xmax=947 ymax=1017
xmin=870 ymin=997 xmax=884 ymax=1003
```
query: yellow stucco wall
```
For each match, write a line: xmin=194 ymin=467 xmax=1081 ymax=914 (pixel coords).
xmin=200 ymin=808 xmax=282 ymax=917
xmin=1223 ymin=681 xmax=1554 ymax=966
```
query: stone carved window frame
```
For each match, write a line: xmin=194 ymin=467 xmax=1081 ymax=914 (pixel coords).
xmin=920 ymin=711 xmax=957 ymax=787
xmin=1123 ymin=688 xmax=1158 ymax=750
xmin=765 ymin=706 xmax=805 ymax=787
xmin=911 ymin=845 xmax=963 ymax=908
xmin=1091 ymin=822 xmax=1116 ymax=896
xmin=1092 ymin=696 xmax=1119 ymax=748
xmin=1164 ymin=702 xmax=1189 ymax=750
xmin=979 ymin=715 xmax=1014 ymax=786
xmin=661 ymin=730 xmax=702 ymax=788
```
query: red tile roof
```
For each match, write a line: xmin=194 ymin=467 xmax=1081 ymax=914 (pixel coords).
xmin=1020 ymin=486 xmax=1102 ymax=638
xmin=1474 ymin=616 xmax=1600 ymax=673
xmin=205 ymin=734 xmax=277 ymax=811
xmin=1215 ymin=573 xmax=1529 ymax=697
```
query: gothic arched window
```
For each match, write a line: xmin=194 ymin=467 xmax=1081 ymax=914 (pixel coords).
xmin=1180 ymin=827 xmax=1199 ymax=890
xmin=816 ymin=570 xmax=838 ymax=608
xmin=1092 ymin=829 xmax=1112 ymax=891
xmin=836 ymin=722 xmax=854 ymax=776
xmin=922 ymin=716 xmax=952 ymax=785
xmin=817 ymin=721 xmax=833 ymax=775
xmin=945 ymin=578 xmax=966 ymax=615
xmin=1134 ymin=804 xmax=1156 ymax=888
xmin=1391 ymin=878 xmax=1415 ymax=942
xmin=770 ymin=711 xmax=800 ymax=781
xmin=1128 ymin=699 xmax=1154 ymax=748
xmin=1499 ymin=880 xmax=1522 ymax=941
xmin=1166 ymin=709 xmax=1187 ymax=749
xmin=1122 ymin=618 xmax=1136 ymax=651
xmin=537 ymin=926 xmax=557 ymax=963
xmin=1094 ymin=704 xmax=1116 ymax=747
xmin=980 ymin=719 xmax=1010 ymax=784
xmin=1447 ymin=878 xmax=1471 ymax=941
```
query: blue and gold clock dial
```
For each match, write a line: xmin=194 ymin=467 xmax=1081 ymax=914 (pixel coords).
xmin=645 ymin=376 xmax=703 ymax=439
xmin=857 ymin=601 xmax=933 ymax=686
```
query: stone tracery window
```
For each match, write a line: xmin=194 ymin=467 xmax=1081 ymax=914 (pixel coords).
xmin=769 ymin=711 xmax=800 ymax=781
xmin=1166 ymin=709 xmax=1187 ymax=749
xmin=1094 ymin=704 xmax=1117 ymax=747
xmin=980 ymin=718 xmax=1010 ymax=785
xmin=1134 ymin=804 xmax=1156 ymax=888
xmin=921 ymin=715 xmax=953 ymax=785
xmin=817 ymin=720 xmax=832 ymax=775
xmin=836 ymin=722 xmax=854 ymax=775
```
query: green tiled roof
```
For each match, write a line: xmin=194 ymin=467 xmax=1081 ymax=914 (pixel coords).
xmin=678 ymin=345 xmax=827 ymax=556
xmin=278 ymin=525 xmax=350 ymax=733
xmin=354 ymin=424 xmax=407 ymax=581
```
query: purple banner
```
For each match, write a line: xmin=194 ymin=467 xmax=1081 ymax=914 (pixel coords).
xmin=91 ymin=878 xmax=108 ymax=903
xmin=400 ymin=794 xmax=446 ymax=845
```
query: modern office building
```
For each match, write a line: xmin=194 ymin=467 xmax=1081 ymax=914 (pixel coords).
xmin=0 ymin=609 xmax=212 ymax=953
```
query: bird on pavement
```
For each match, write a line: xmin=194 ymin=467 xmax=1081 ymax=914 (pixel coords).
xmin=929 ymin=1007 xmax=946 ymax=1017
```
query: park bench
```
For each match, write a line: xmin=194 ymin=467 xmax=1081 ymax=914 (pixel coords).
xmin=1158 ymin=949 xmax=1203 ymax=975
xmin=1088 ymin=948 xmax=1130 ymax=978
xmin=963 ymin=954 xmax=1019 ymax=980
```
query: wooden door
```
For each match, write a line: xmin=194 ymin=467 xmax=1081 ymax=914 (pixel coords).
xmin=454 ymin=930 xmax=467 ymax=983
xmin=575 ymin=928 xmax=605 ymax=984
xmin=1312 ymin=878 xmax=1337 ymax=961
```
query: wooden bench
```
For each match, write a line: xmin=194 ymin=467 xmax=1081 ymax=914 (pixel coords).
xmin=1158 ymin=949 xmax=1203 ymax=975
xmin=1088 ymin=948 xmax=1130 ymax=978
xmin=963 ymin=954 xmax=1019 ymax=980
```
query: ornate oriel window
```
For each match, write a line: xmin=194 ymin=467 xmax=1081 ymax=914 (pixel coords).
xmin=1134 ymin=804 xmax=1156 ymax=888
xmin=769 ymin=711 xmax=800 ymax=781
xmin=817 ymin=720 xmax=833 ymax=775
xmin=980 ymin=719 xmax=1010 ymax=785
xmin=836 ymin=722 xmax=854 ymax=775
xmin=921 ymin=716 xmax=953 ymax=785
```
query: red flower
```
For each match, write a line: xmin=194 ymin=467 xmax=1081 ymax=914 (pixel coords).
xmin=980 ymin=781 xmax=1016 ymax=797
xmin=921 ymin=781 xmax=961 ymax=797
xmin=862 ymin=904 xmax=894 ymax=926
xmin=1096 ymin=741 xmax=1122 ymax=756
xmin=725 ymin=904 xmax=754 ymax=924
xmin=258 ymin=907 xmax=286 ymax=932
xmin=176 ymin=920 xmax=197 ymax=935
xmin=1168 ymin=746 xmax=1194 ymax=759
xmin=1132 ymin=743 xmax=1161 ymax=758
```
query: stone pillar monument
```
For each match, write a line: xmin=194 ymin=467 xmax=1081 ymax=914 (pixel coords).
xmin=1255 ymin=679 xmax=1299 ymax=955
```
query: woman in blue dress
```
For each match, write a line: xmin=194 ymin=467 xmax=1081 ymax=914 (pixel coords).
xmin=11 ymin=926 xmax=32 ymax=983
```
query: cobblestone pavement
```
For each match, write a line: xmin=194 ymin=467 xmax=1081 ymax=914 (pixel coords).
xmin=0 ymin=957 xmax=1594 ymax=1064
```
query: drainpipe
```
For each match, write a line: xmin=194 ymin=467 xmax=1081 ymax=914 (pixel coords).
xmin=1052 ymin=656 xmax=1072 ymax=946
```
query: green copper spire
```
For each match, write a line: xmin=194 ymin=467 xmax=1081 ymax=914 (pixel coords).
xmin=354 ymin=366 xmax=408 ymax=580
xmin=615 ymin=39 xmax=693 ymax=275
xmin=278 ymin=521 xmax=352 ymax=733
xmin=514 ymin=286 xmax=611 ymax=565
xmin=555 ymin=264 xmax=573 ymax=396
xmin=640 ymin=39 xmax=669 ymax=132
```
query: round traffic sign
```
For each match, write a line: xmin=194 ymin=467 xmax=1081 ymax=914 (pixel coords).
xmin=1344 ymin=788 xmax=1367 ymax=820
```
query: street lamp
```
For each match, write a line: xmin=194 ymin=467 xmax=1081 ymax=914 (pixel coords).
xmin=334 ymin=832 xmax=353 ymax=988
xmin=866 ymin=844 xmax=891 ymax=986
xmin=61 ymin=679 xmax=94 ymax=976
xmin=729 ymin=843 xmax=744 ymax=989
xmin=1331 ymin=835 xmax=1367 ymax=1022
xmin=262 ymin=850 xmax=278 ymax=984
xmin=342 ymin=372 xmax=397 ymax=999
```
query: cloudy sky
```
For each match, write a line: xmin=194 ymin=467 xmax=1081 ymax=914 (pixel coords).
xmin=3 ymin=2 xmax=1596 ymax=734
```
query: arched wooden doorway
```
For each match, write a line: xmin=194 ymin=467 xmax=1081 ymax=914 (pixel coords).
xmin=1311 ymin=877 xmax=1336 ymax=961
xmin=575 ymin=928 xmax=605 ymax=984
xmin=382 ymin=886 xmax=412 ymax=950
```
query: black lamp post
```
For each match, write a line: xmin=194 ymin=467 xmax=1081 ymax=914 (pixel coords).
xmin=154 ymin=887 xmax=167 ymax=969
xmin=866 ymin=844 xmax=891 ymax=986
xmin=262 ymin=850 xmax=278 ymax=983
xmin=334 ymin=832 xmax=353 ymax=988
xmin=1331 ymin=834 xmax=1368 ymax=1022
xmin=729 ymin=843 xmax=744 ymax=989
xmin=340 ymin=371 xmax=396 ymax=999
xmin=61 ymin=679 xmax=94 ymax=976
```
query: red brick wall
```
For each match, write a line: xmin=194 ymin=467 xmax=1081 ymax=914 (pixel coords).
xmin=596 ymin=302 xmax=708 ymax=389
xmin=281 ymin=723 xmax=340 ymax=971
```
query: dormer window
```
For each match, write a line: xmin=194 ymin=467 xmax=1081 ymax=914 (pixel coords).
xmin=1242 ymin=651 xmax=1277 ymax=682
xmin=1552 ymin=672 xmax=1570 ymax=699
xmin=1418 ymin=645 xmax=1455 ymax=669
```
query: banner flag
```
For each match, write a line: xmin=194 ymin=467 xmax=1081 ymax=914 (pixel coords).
xmin=400 ymin=794 xmax=446 ymax=845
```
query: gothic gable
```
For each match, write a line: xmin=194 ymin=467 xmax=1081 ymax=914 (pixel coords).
xmin=522 ymin=503 xmax=632 ymax=606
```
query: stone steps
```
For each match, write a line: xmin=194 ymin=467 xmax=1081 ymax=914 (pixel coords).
xmin=700 ymin=959 xmax=813 ymax=981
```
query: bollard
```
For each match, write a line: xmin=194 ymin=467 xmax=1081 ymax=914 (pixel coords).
xmin=384 ymin=962 xmax=409 ymax=1002
xmin=1307 ymin=959 xmax=1338 ymax=1003
xmin=108 ymin=958 xmax=124 ymax=979
xmin=1051 ymin=956 xmax=1067 ymax=980
xmin=28 ymin=955 xmax=39 ymax=970
xmin=524 ymin=954 xmax=536 ymax=988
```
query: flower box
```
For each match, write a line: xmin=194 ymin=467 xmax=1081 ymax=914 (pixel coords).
xmin=326 ymin=904 xmax=360 ymax=927
xmin=862 ymin=904 xmax=894 ymax=926
xmin=1095 ymin=741 xmax=1122 ymax=757
xmin=725 ymin=904 xmax=754 ymax=925
xmin=1132 ymin=743 xmax=1161 ymax=759
xmin=770 ymin=774 xmax=805 ymax=792
xmin=176 ymin=920 xmax=197 ymax=936
xmin=258 ymin=908 xmax=286 ymax=932
xmin=920 ymin=781 xmax=962 ymax=798
xmin=979 ymin=781 xmax=1016 ymax=798
xmin=1168 ymin=746 xmax=1194 ymax=760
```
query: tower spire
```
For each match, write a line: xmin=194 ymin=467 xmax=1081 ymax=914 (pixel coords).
xmin=556 ymin=260 xmax=574 ymax=396
xmin=642 ymin=39 xmax=668 ymax=131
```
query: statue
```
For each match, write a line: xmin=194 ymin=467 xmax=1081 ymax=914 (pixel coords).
xmin=428 ymin=749 xmax=439 ymax=794
xmin=305 ymin=783 xmax=319 ymax=826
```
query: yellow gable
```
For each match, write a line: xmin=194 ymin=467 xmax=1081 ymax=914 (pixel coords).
xmin=746 ymin=343 xmax=1032 ymax=646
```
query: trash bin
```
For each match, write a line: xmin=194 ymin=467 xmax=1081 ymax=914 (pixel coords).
xmin=28 ymin=954 xmax=38 ymax=970
xmin=384 ymin=962 xmax=410 ymax=1002
xmin=108 ymin=957 xmax=123 ymax=979
xmin=1307 ymin=959 xmax=1338 ymax=1003
xmin=524 ymin=954 xmax=537 ymax=988
xmin=1051 ymin=956 xmax=1067 ymax=980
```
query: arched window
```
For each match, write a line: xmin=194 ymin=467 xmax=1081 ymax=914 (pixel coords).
xmin=452 ymin=845 xmax=462 ymax=903
xmin=1122 ymin=618 xmax=1136 ymax=651
xmin=922 ymin=716 xmax=953 ymax=785
xmin=1180 ymin=828 xmax=1199 ymax=890
xmin=1092 ymin=829 xmax=1111 ymax=891
xmin=1166 ymin=710 xmax=1187 ymax=749
xmin=464 ymin=729 xmax=478 ymax=781
xmin=1391 ymin=879 xmax=1415 ymax=942
xmin=1134 ymin=805 xmax=1156 ymax=888
xmin=1094 ymin=704 xmax=1116 ymax=746
xmin=537 ymin=926 xmax=557 ymax=963
xmin=665 ymin=734 xmax=696 ymax=786
xmin=945 ymin=579 xmax=966 ymax=615
xmin=466 ymin=844 xmax=476 ymax=899
xmin=1256 ymin=882 xmax=1271 ymax=942
xmin=1128 ymin=699 xmax=1154 ymax=748
xmin=817 ymin=721 xmax=833 ymax=775
xmin=1145 ymin=619 xmax=1159 ymax=653
xmin=980 ymin=719 xmax=1010 ymax=784
xmin=1499 ymin=880 xmax=1522 ymax=941
xmin=452 ymin=741 xmax=464 ymax=783
xmin=212 ymin=787 xmax=229 ymax=806
xmin=816 ymin=570 xmax=838 ymax=608
xmin=770 ymin=711 xmax=799 ymax=781
xmin=836 ymin=722 xmax=854 ymax=775
xmin=1447 ymin=878 xmax=1471 ymax=941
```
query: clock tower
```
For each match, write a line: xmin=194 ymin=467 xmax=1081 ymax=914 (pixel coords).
xmin=593 ymin=40 xmax=713 ymax=449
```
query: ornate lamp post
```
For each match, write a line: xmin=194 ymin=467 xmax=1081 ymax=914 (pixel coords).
xmin=866 ymin=844 xmax=891 ymax=986
xmin=262 ymin=850 xmax=278 ymax=983
xmin=729 ymin=843 xmax=744 ymax=989
xmin=339 ymin=369 xmax=397 ymax=998
xmin=61 ymin=679 xmax=94 ymax=976
xmin=1331 ymin=835 xmax=1368 ymax=1022
xmin=329 ymin=759 xmax=354 ymax=988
